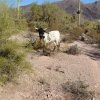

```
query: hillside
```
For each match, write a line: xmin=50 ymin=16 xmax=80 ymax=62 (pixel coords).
xmin=56 ymin=0 xmax=100 ymax=19
xmin=21 ymin=0 xmax=100 ymax=20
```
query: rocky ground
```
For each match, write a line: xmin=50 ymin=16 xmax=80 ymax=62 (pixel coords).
xmin=0 ymin=32 xmax=100 ymax=100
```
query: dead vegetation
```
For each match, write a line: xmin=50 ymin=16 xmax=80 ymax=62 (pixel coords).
xmin=62 ymin=80 xmax=95 ymax=100
xmin=66 ymin=44 xmax=81 ymax=55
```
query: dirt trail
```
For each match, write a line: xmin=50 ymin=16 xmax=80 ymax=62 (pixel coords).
xmin=0 ymin=33 xmax=100 ymax=100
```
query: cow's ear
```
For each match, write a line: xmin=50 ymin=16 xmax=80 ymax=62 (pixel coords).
xmin=34 ymin=27 xmax=38 ymax=31
xmin=44 ymin=28 xmax=47 ymax=31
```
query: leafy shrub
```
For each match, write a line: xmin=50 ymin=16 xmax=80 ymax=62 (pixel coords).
xmin=28 ymin=3 xmax=71 ymax=32
xmin=0 ymin=5 xmax=16 ymax=39
xmin=31 ymin=39 xmax=44 ymax=50
xmin=0 ymin=2 xmax=28 ymax=40
xmin=0 ymin=57 xmax=18 ymax=83
xmin=69 ymin=27 xmax=83 ymax=40
xmin=0 ymin=2 xmax=30 ymax=84
xmin=62 ymin=80 xmax=95 ymax=100
xmin=87 ymin=29 xmax=100 ymax=44
xmin=15 ymin=18 xmax=28 ymax=31
xmin=0 ymin=41 xmax=30 ymax=84
xmin=0 ymin=41 xmax=24 ymax=63
xmin=66 ymin=45 xmax=81 ymax=55
xmin=82 ymin=20 xmax=100 ymax=44
xmin=29 ymin=21 xmax=48 ymax=31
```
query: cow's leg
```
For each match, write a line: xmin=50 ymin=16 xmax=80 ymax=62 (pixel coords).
xmin=43 ymin=42 xmax=47 ymax=52
xmin=53 ymin=42 xmax=57 ymax=51
xmin=57 ymin=42 xmax=60 ymax=51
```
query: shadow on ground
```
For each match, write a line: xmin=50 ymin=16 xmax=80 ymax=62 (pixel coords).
xmin=82 ymin=48 xmax=100 ymax=60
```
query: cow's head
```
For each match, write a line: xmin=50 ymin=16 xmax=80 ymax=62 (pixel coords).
xmin=35 ymin=27 xmax=47 ymax=40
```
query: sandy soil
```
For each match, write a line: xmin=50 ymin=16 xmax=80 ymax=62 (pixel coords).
xmin=0 ymin=33 xmax=100 ymax=100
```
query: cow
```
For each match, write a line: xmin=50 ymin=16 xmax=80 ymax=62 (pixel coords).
xmin=35 ymin=27 xmax=60 ymax=51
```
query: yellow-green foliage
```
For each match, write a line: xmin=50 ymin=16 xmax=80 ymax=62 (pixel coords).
xmin=24 ymin=39 xmax=44 ymax=50
xmin=82 ymin=20 xmax=100 ymax=43
xmin=0 ymin=2 xmax=27 ymax=41
xmin=82 ymin=21 xmax=96 ymax=29
xmin=0 ymin=57 xmax=17 ymax=83
xmin=0 ymin=41 xmax=30 ymax=84
xmin=0 ymin=2 xmax=30 ymax=84
xmin=15 ymin=18 xmax=28 ymax=31
xmin=0 ymin=3 xmax=16 ymax=39
xmin=69 ymin=27 xmax=83 ymax=40
xmin=0 ymin=41 xmax=24 ymax=64
xmin=88 ymin=29 xmax=100 ymax=43
xmin=29 ymin=3 xmax=71 ymax=32
xmin=31 ymin=4 xmax=43 ymax=21
xmin=42 ymin=3 xmax=68 ymax=30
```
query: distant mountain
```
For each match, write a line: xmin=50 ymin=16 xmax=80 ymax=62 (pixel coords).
xmin=56 ymin=0 xmax=100 ymax=19
xmin=21 ymin=0 xmax=100 ymax=20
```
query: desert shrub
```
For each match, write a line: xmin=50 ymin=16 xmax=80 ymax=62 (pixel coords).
xmin=0 ymin=41 xmax=24 ymax=64
xmin=0 ymin=2 xmax=30 ymax=84
xmin=0 ymin=4 xmax=16 ymax=39
xmin=62 ymin=80 xmax=95 ymax=100
xmin=96 ymin=24 xmax=100 ymax=33
xmin=0 ymin=57 xmax=18 ymax=83
xmin=24 ymin=40 xmax=34 ymax=51
xmin=0 ymin=2 xmax=28 ymax=41
xmin=0 ymin=41 xmax=31 ymax=84
xmin=29 ymin=21 xmax=48 ymax=31
xmin=81 ymin=20 xmax=100 ymax=44
xmin=32 ymin=39 xmax=45 ymax=50
xmin=66 ymin=45 xmax=81 ymax=55
xmin=69 ymin=27 xmax=83 ymax=40
xmin=42 ymin=3 xmax=69 ymax=31
xmin=82 ymin=21 xmax=96 ymax=29
xmin=15 ymin=18 xmax=28 ymax=31
xmin=0 ymin=57 xmax=30 ymax=84
xmin=24 ymin=39 xmax=44 ymax=50
xmin=28 ymin=3 xmax=71 ymax=33
xmin=85 ymin=29 xmax=100 ymax=44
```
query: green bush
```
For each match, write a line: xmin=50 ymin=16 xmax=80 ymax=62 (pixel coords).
xmin=0 ymin=41 xmax=30 ymax=84
xmin=0 ymin=5 xmax=16 ymax=39
xmin=0 ymin=41 xmax=24 ymax=64
xmin=29 ymin=3 xmax=71 ymax=32
xmin=29 ymin=21 xmax=48 ymax=31
xmin=81 ymin=20 xmax=100 ymax=43
xmin=82 ymin=29 xmax=100 ymax=44
xmin=0 ymin=2 xmax=28 ymax=40
xmin=69 ymin=27 xmax=83 ymax=40
xmin=32 ymin=39 xmax=45 ymax=50
xmin=0 ymin=2 xmax=30 ymax=84
xmin=0 ymin=57 xmax=17 ymax=83
xmin=15 ymin=18 xmax=28 ymax=31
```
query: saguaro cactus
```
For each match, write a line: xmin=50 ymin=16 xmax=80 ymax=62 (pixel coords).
xmin=77 ymin=0 xmax=81 ymax=26
xmin=17 ymin=0 xmax=20 ymax=19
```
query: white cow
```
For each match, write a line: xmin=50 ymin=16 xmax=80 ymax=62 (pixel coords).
xmin=35 ymin=27 xmax=60 ymax=51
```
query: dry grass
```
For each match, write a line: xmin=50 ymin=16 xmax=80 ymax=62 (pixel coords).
xmin=62 ymin=80 xmax=95 ymax=100
xmin=66 ymin=45 xmax=81 ymax=55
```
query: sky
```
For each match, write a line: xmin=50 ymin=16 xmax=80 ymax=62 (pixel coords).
xmin=7 ymin=0 xmax=97 ymax=7
xmin=81 ymin=0 xmax=97 ymax=3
